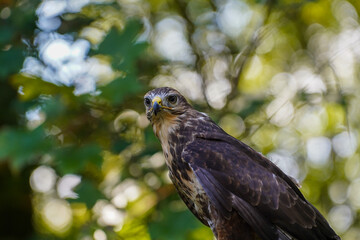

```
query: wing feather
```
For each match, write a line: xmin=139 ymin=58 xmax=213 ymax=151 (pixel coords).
xmin=192 ymin=165 xmax=280 ymax=240
xmin=182 ymin=133 xmax=339 ymax=240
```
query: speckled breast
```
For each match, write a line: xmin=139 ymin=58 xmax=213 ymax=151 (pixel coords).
xmin=165 ymin=142 xmax=212 ymax=226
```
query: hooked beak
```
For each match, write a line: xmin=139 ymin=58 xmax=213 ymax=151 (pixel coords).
xmin=152 ymin=96 xmax=162 ymax=116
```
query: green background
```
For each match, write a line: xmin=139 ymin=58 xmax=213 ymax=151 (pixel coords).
xmin=1 ymin=0 xmax=360 ymax=239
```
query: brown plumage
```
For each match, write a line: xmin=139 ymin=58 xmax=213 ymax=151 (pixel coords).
xmin=144 ymin=87 xmax=340 ymax=240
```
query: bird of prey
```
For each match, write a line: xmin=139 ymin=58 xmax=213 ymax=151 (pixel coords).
xmin=144 ymin=87 xmax=340 ymax=240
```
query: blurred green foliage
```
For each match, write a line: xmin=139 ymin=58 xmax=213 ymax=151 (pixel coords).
xmin=1 ymin=0 xmax=360 ymax=240
xmin=94 ymin=21 xmax=147 ymax=104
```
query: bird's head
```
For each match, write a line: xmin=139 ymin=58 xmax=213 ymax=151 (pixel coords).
xmin=144 ymin=87 xmax=190 ymax=123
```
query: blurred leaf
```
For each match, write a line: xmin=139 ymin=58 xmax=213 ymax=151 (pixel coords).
xmin=99 ymin=74 xmax=143 ymax=104
xmin=58 ymin=14 xmax=94 ymax=34
xmin=9 ymin=3 xmax=39 ymax=36
xmin=0 ymin=25 xmax=15 ymax=46
xmin=325 ymin=103 xmax=345 ymax=132
xmin=144 ymin=127 xmax=159 ymax=146
xmin=149 ymin=208 xmax=202 ymax=240
xmin=187 ymin=226 xmax=213 ymax=240
xmin=0 ymin=81 xmax=18 ymax=126
xmin=54 ymin=143 xmax=102 ymax=174
xmin=118 ymin=218 xmax=151 ymax=240
xmin=111 ymin=139 xmax=132 ymax=153
xmin=0 ymin=127 xmax=52 ymax=169
xmin=141 ymin=127 xmax=162 ymax=156
xmin=41 ymin=97 xmax=66 ymax=121
xmin=11 ymin=74 xmax=73 ymax=101
xmin=95 ymin=20 xmax=147 ymax=70
xmin=0 ymin=48 xmax=24 ymax=79
xmin=239 ymin=99 xmax=266 ymax=118
xmin=93 ymin=20 xmax=147 ymax=104
xmin=69 ymin=180 xmax=104 ymax=208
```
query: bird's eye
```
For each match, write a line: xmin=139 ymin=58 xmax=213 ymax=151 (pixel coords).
xmin=144 ymin=97 xmax=151 ymax=107
xmin=167 ymin=95 xmax=177 ymax=104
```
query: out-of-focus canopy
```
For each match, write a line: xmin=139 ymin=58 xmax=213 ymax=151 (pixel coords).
xmin=1 ymin=0 xmax=360 ymax=239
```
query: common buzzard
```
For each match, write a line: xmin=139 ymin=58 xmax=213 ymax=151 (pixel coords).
xmin=144 ymin=87 xmax=340 ymax=240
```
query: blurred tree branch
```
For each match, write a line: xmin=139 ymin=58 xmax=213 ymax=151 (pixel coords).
xmin=227 ymin=0 xmax=275 ymax=106
xmin=174 ymin=0 xmax=214 ymax=109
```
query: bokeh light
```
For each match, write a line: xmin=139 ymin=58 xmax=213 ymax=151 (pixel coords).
xmin=30 ymin=166 xmax=57 ymax=193
xmin=42 ymin=199 xmax=73 ymax=234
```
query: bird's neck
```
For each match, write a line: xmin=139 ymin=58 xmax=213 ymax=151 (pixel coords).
xmin=151 ymin=114 xmax=180 ymax=166
xmin=152 ymin=113 xmax=179 ymax=142
xmin=152 ymin=109 xmax=213 ymax=166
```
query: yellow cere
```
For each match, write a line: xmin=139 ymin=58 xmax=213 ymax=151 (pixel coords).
xmin=152 ymin=96 xmax=162 ymax=105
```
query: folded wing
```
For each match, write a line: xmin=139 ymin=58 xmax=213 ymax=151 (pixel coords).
xmin=181 ymin=132 xmax=339 ymax=240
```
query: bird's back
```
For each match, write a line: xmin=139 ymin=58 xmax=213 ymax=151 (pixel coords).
xmin=168 ymin=110 xmax=339 ymax=240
